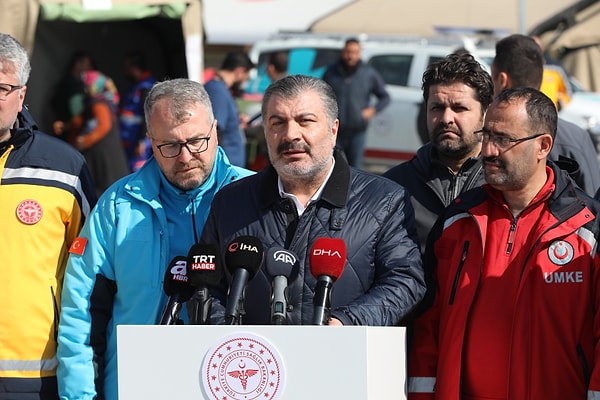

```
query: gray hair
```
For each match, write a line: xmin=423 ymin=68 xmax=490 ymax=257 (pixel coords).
xmin=0 ymin=33 xmax=31 ymax=85
xmin=261 ymin=74 xmax=338 ymax=125
xmin=144 ymin=78 xmax=214 ymax=135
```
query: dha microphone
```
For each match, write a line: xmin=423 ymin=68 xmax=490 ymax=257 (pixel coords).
xmin=187 ymin=244 xmax=223 ymax=325
xmin=309 ymin=238 xmax=347 ymax=326
xmin=224 ymin=236 xmax=264 ymax=325
xmin=265 ymin=247 xmax=298 ymax=325
xmin=160 ymin=256 xmax=195 ymax=325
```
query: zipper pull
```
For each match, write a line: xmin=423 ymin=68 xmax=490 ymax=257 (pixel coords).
xmin=506 ymin=220 xmax=516 ymax=254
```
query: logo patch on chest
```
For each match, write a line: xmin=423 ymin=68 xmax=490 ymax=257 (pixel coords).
xmin=16 ymin=199 xmax=43 ymax=225
xmin=547 ymin=240 xmax=574 ymax=266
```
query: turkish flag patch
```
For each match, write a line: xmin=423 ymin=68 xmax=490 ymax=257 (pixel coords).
xmin=69 ymin=237 xmax=88 ymax=255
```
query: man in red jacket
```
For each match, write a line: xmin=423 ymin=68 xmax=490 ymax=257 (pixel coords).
xmin=408 ymin=87 xmax=600 ymax=399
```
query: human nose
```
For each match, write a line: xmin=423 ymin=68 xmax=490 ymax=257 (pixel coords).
xmin=176 ymin=143 xmax=195 ymax=161
xmin=280 ymin=121 xmax=302 ymax=140
xmin=441 ymin=107 xmax=455 ymax=124
xmin=481 ymin=135 xmax=500 ymax=157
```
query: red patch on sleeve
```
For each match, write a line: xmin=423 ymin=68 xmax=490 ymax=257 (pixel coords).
xmin=69 ymin=237 xmax=88 ymax=255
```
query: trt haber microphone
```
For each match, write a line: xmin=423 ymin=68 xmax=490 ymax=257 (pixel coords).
xmin=160 ymin=256 xmax=195 ymax=325
xmin=224 ymin=235 xmax=264 ymax=325
xmin=309 ymin=238 xmax=347 ymax=325
xmin=187 ymin=243 xmax=222 ymax=325
xmin=265 ymin=247 xmax=298 ymax=325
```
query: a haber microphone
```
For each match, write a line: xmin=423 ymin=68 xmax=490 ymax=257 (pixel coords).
xmin=265 ymin=247 xmax=298 ymax=325
xmin=186 ymin=244 xmax=223 ymax=325
xmin=160 ymin=256 xmax=195 ymax=325
xmin=309 ymin=238 xmax=347 ymax=325
xmin=224 ymin=235 xmax=264 ymax=325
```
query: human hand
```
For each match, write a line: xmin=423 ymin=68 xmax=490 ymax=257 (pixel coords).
xmin=361 ymin=107 xmax=377 ymax=121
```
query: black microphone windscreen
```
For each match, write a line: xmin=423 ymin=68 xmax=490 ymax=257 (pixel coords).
xmin=224 ymin=235 xmax=264 ymax=278
xmin=265 ymin=247 xmax=297 ymax=278
xmin=163 ymin=256 xmax=195 ymax=302
xmin=187 ymin=243 xmax=223 ymax=288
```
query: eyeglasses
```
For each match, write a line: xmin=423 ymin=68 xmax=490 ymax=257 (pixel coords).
xmin=0 ymin=83 xmax=23 ymax=100
xmin=475 ymin=129 xmax=544 ymax=150
xmin=154 ymin=122 xmax=215 ymax=158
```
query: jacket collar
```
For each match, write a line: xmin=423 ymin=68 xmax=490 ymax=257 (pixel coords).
xmin=124 ymin=147 xmax=237 ymax=204
xmin=259 ymin=148 xmax=351 ymax=209
xmin=1 ymin=109 xmax=36 ymax=154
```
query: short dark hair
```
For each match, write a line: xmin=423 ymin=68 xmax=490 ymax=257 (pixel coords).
xmin=344 ymin=37 xmax=360 ymax=47
xmin=268 ymin=51 xmax=288 ymax=74
xmin=495 ymin=87 xmax=557 ymax=138
xmin=220 ymin=50 xmax=255 ymax=72
xmin=422 ymin=51 xmax=494 ymax=114
xmin=493 ymin=34 xmax=544 ymax=89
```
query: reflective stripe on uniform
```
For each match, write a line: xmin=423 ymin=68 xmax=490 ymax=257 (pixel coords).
xmin=407 ymin=377 xmax=436 ymax=393
xmin=0 ymin=357 xmax=58 ymax=372
xmin=3 ymin=166 xmax=91 ymax=217
xmin=589 ymin=390 xmax=600 ymax=400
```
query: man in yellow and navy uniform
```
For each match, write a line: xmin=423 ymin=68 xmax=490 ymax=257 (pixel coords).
xmin=0 ymin=33 xmax=97 ymax=400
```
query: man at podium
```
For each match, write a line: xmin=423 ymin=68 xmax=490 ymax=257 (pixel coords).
xmin=199 ymin=74 xmax=426 ymax=326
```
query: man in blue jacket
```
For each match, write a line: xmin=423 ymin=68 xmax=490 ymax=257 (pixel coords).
xmin=323 ymin=38 xmax=390 ymax=168
xmin=56 ymin=78 xmax=254 ymax=400
xmin=202 ymin=75 xmax=425 ymax=326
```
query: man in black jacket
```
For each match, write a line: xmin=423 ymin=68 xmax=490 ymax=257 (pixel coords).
xmin=201 ymin=75 xmax=425 ymax=326
xmin=384 ymin=51 xmax=494 ymax=252
xmin=323 ymin=38 xmax=390 ymax=169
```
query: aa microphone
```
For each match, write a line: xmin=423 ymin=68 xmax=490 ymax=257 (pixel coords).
xmin=309 ymin=238 xmax=347 ymax=326
xmin=160 ymin=256 xmax=195 ymax=325
xmin=265 ymin=247 xmax=298 ymax=325
xmin=224 ymin=235 xmax=264 ymax=325
xmin=186 ymin=243 xmax=223 ymax=325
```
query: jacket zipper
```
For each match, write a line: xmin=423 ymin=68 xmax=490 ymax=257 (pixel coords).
xmin=51 ymin=286 xmax=59 ymax=342
xmin=506 ymin=217 xmax=517 ymax=255
xmin=449 ymin=241 xmax=470 ymax=305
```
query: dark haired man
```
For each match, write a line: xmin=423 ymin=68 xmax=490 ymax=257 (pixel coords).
xmin=408 ymin=87 xmax=600 ymax=399
xmin=323 ymin=38 xmax=390 ymax=168
xmin=491 ymin=33 xmax=600 ymax=196
xmin=205 ymin=50 xmax=255 ymax=167
xmin=384 ymin=51 xmax=494 ymax=251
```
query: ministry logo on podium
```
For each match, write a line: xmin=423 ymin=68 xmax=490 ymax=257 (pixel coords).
xmin=201 ymin=333 xmax=285 ymax=399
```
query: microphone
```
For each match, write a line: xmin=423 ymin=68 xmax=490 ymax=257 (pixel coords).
xmin=186 ymin=244 xmax=223 ymax=325
xmin=265 ymin=247 xmax=298 ymax=325
xmin=224 ymin=236 xmax=264 ymax=325
xmin=309 ymin=238 xmax=347 ymax=326
xmin=160 ymin=256 xmax=195 ymax=325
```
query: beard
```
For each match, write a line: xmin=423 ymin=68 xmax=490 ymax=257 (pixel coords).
xmin=431 ymin=124 xmax=479 ymax=160
xmin=270 ymin=141 xmax=332 ymax=181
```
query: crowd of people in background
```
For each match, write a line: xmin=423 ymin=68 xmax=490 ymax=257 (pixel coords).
xmin=3 ymin=28 xmax=600 ymax=400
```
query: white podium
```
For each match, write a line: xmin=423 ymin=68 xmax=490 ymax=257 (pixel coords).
xmin=117 ymin=325 xmax=406 ymax=400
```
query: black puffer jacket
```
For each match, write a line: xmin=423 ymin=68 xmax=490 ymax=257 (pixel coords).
xmin=383 ymin=142 xmax=485 ymax=253
xmin=201 ymin=150 xmax=425 ymax=326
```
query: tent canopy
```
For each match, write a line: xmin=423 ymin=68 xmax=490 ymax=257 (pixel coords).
xmin=1 ymin=0 xmax=202 ymax=133
xmin=530 ymin=0 xmax=600 ymax=92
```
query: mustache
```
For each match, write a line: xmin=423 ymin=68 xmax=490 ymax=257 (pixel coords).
xmin=277 ymin=141 xmax=310 ymax=154
xmin=432 ymin=123 xmax=459 ymax=136
xmin=483 ymin=156 xmax=505 ymax=167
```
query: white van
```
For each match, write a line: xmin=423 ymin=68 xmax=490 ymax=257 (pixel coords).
xmin=245 ymin=32 xmax=495 ymax=172
xmin=245 ymin=32 xmax=598 ymax=172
